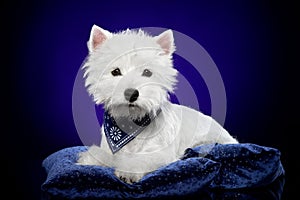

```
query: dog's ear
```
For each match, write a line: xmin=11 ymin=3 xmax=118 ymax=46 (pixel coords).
xmin=88 ymin=25 xmax=112 ymax=52
xmin=155 ymin=30 xmax=175 ymax=55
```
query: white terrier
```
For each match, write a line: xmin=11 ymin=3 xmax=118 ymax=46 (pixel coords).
xmin=77 ymin=25 xmax=238 ymax=183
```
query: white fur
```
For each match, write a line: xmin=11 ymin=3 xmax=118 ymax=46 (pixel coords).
xmin=77 ymin=25 xmax=238 ymax=183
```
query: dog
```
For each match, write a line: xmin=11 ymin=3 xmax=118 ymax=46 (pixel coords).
xmin=77 ymin=25 xmax=238 ymax=184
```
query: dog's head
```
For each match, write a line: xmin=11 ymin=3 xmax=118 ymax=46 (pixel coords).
xmin=83 ymin=25 xmax=178 ymax=119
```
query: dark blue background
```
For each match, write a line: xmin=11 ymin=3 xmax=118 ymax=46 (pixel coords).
xmin=4 ymin=0 xmax=295 ymax=199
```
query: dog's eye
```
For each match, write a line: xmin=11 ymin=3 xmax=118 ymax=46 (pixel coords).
xmin=142 ymin=69 xmax=152 ymax=77
xmin=111 ymin=68 xmax=122 ymax=76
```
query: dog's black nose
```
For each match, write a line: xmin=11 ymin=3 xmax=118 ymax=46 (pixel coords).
xmin=124 ymin=88 xmax=139 ymax=103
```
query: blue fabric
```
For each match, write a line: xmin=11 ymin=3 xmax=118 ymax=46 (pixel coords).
xmin=183 ymin=143 xmax=284 ymax=189
xmin=41 ymin=143 xmax=284 ymax=199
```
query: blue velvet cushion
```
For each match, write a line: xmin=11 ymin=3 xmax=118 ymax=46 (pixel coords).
xmin=41 ymin=143 xmax=284 ymax=199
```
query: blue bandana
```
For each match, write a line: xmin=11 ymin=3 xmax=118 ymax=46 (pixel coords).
xmin=102 ymin=109 xmax=161 ymax=154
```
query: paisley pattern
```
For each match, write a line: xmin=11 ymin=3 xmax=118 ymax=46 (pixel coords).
xmin=103 ymin=109 xmax=161 ymax=154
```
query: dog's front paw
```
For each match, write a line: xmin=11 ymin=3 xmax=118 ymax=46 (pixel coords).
xmin=76 ymin=145 xmax=104 ymax=166
xmin=114 ymin=170 xmax=144 ymax=184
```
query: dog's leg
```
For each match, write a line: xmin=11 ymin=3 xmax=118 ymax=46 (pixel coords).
xmin=114 ymin=170 xmax=145 ymax=184
xmin=76 ymin=145 xmax=105 ymax=166
xmin=208 ymin=118 xmax=238 ymax=144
